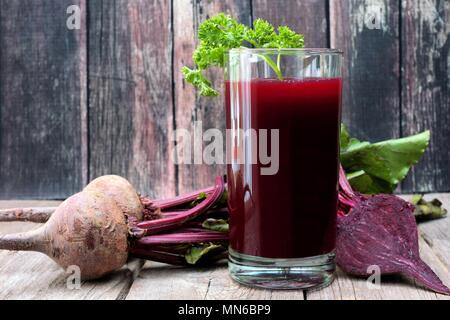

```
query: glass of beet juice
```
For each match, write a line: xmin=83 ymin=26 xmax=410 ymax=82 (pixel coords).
xmin=225 ymin=48 xmax=343 ymax=290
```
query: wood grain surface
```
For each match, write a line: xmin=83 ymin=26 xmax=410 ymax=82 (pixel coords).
xmin=330 ymin=0 xmax=401 ymax=143
xmin=173 ymin=0 xmax=252 ymax=194
xmin=0 ymin=195 xmax=449 ymax=299
xmin=0 ymin=0 xmax=87 ymax=199
xmin=400 ymin=0 xmax=450 ymax=193
xmin=88 ymin=0 xmax=176 ymax=198
xmin=253 ymin=0 xmax=329 ymax=47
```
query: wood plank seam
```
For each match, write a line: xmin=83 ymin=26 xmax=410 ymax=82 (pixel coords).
xmin=115 ymin=259 xmax=146 ymax=300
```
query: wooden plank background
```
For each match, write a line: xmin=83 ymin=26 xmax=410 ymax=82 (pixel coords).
xmin=0 ymin=0 xmax=449 ymax=199
xmin=0 ymin=0 xmax=87 ymax=198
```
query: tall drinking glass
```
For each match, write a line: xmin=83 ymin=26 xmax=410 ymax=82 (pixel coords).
xmin=225 ymin=48 xmax=343 ymax=290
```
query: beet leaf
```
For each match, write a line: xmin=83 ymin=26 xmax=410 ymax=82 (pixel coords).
xmin=340 ymin=125 xmax=430 ymax=194
xmin=411 ymin=194 xmax=448 ymax=221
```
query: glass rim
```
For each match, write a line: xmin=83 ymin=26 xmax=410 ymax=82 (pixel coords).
xmin=227 ymin=48 xmax=343 ymax=55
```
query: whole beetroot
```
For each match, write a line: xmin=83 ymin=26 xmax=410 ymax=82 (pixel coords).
xmin=0 ymin=175 xmax=144 ymax=224
xmin=0 ymin=175 xmax=226 ymax=280
xmin=83 ymin=175 xmax=144 ymax=221
xmin=0 ymin=191 xmax=129 ymax=280
xmin=337 ymin=167 xmax=450 ymax=295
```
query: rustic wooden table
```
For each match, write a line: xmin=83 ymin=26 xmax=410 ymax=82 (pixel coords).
xmin=1 ymin=195 xmax=449 ymax=300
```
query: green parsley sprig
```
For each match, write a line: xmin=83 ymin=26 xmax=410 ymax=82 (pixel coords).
xmin=182 ymin=13 xmax=304 ymax=96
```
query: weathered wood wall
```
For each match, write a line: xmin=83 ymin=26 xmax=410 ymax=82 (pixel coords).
xmin=0 ymin=0 xmax=87 ymax=198
xmin=0 ymin=0 xmax=449 ymax=199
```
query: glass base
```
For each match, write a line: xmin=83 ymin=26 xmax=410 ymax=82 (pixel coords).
xmin=228 ymin=248 xmax=335 ymax=290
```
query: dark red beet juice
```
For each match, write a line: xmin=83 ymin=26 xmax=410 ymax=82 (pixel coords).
xmin=226 ymin=78 xmax=342 ymax=259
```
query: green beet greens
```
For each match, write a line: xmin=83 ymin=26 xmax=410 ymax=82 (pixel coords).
xmin=340 ymin=125 xmax=430 ymax=194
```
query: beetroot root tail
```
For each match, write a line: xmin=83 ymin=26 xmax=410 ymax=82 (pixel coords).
xmin=403 ymin=258 xmax=450 ymax=296
xmin=0 ymin=207 xmax=55 ymax=223
xmin=0 ymin=227 xmax=47 ymax=253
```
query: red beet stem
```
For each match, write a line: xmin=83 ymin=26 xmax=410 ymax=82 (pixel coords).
xmin=129 ymin=248 xmax=189 ymax=265
xmin=129 ymin=247 xmax=227 ymax=265
xmin=137 ymin=176 xmax=225 ymax=235
xmin=150 ymin=186 xmax=215 ymax=210
xmin=162 ymin=207 xmax=229 ymax=220
xmin=339 ymin=166 xmax=356 ymax=196
xmin=134 ymin=231 xmax=228 ymax=246
xmin=338 ymin=166 xmax=358 ymax=217
xmin=166 ymin=227 xmax=205 ymax=233
xmin=161 ymin=211 xmax=182 ymax=218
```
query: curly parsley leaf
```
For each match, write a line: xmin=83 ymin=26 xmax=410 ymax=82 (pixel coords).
xmin=182 ymin=67 xmax=219 ymax=97
xmin=264 ymin=26 xmax=305 ymax=48
xmin=198 ymin=13 xmax=246 ymax=49
xmin=183 ymin=13 xmax=305 ymax=96
xmin=245 ymin=19 xmax=276 ymax=47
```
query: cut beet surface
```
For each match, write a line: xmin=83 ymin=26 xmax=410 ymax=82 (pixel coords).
xmin=337 ymin=167 xmax=450 ymax=295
